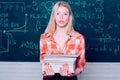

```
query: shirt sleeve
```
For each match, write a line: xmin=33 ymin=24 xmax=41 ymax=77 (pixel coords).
xmin=39 ymin=34 xmax=48 ymax=63
xmin=76 ymin=35 xmax=86 ymax=72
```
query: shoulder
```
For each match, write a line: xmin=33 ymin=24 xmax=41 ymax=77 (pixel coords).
xmin=70 ymin=31 xmax=84 ymax=40
xmin=40 ymin=33 xmax=45 ymax=40
xmin=40 ymin=32 xmax=53 ymax=40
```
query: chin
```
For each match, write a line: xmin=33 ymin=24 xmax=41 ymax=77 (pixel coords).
xmin=58 ymin=25 xmax=66 ymax=28
xmin=58 ymin=23 xmax=67 ymax=28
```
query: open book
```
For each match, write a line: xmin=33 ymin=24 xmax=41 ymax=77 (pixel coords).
xmin=42 ymin=54 xmax=78 ymax=73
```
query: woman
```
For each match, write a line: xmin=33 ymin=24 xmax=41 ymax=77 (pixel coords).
xmin=40 ymin=1 xmax=86 ymax=80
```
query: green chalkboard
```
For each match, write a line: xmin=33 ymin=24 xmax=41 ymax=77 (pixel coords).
xmin=0 ymin=0 xmax=120 ymax=62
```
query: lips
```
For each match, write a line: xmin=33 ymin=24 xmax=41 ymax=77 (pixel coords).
xmin=59 ymin=20 xmax=64 ymax=23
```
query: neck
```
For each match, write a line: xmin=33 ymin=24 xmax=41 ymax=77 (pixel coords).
xmin=55 ymin=26 xmax=66 ymax=36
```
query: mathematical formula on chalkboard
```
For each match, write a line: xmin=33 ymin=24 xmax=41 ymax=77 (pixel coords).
xmin=0 ymin=0 xmax=120 ymax=62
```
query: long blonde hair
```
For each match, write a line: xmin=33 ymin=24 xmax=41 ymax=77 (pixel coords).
xmin=44 ymin=1 xmax=74 ymax=34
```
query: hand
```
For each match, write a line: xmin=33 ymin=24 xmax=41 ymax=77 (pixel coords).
xmin=42 ymin=62 xmax=55 ymax=76
xmin=60 ymin=63 xmax=75 ymax=77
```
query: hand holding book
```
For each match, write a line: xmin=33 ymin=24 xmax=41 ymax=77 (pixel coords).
xmin=42 ymin=54 xmax=78 ymax=76
xmin=60 ymin=63 xmax=70 ymax=76
xmin=42 ymin=62 xmax=55 ymax=76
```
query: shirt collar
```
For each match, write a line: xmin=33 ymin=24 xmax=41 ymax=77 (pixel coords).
xmin=44 ymin=31 xmax=77 ymax=41
xmin=45 ymin=33 xmax=54 ymax=41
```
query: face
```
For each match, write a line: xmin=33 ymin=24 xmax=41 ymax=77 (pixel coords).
xmin=55 ymin=6 xmax=70 ymax=28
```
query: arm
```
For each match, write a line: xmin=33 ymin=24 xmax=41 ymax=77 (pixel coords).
xmin=39 ymin=34 xmax=48 ymax=63
xmin=74 ymin=35 xmax=86 ymax=75
xmin=74 ymin=48 xmax=86 ymax=75
xmin=67 ymin=45 xmax=86 ymax=77
xmin=60 ymin=35 xmax=86 ymax=77
xmin=40 ymin=34 xmax=55 ymax=76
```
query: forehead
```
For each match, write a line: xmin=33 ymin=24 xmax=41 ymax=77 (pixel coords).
xmin=57 ymin=6 xmax=69 ymax=12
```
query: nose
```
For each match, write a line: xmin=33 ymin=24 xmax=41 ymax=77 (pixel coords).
xmin=59 ymin=14 xmax=63 ymax=19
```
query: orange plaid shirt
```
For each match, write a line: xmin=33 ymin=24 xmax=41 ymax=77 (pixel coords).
xmin=40 ymin=31 xmax=86 ymax=71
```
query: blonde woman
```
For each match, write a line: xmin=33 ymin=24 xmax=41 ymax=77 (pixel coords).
xmin=40 ymin=1 xmax=86 ymax=80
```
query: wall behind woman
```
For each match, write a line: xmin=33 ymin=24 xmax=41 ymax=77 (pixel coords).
xmin=0 ymin=0 xmax=120 ymax=62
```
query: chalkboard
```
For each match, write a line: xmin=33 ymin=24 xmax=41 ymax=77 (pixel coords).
xmin=0 ymin=0 xmax=120 ymax=62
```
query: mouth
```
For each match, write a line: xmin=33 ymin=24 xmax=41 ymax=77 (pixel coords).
xmin=59 ymin=20 xmax=64 ymax=23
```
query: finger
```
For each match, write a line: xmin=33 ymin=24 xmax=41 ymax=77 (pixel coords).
xmin=67 ymin=73 xmax=75 ymax=77
xmin=63 ymin=64 xmax=67 ymax=71
xmin=65 ymin=63 xmax=68 ymax=70
xmin=46 ymin=64 xmax=54 ymax=76
xmin=49 ymin=64 xmax=55 ymax=75
xmin=43 ymin=64 xmax=47 ymax=75
xmin=48 ymin=65 xmax=54 ymax=75
xmin=60 ymin=67 xmax=65 ymax=76
xmin=44 ymin=62 xmax=48 ymax=66
xmin=44 ymin=62 xmax=49 ymax=69
xmin=50 ymin=66 xmax=54 ymax=75
xmin=63 ymin=64 xmax=68 ymax=75
xmin=42 ymin=70 xmax=46 ymax=75
xmin=46 ymin=64 xmax=52 ymax=75
xmin=63 ymin=66 xmax=68 ymax=76
xmin=65 ymin=64 xmax=69 ymax=74
xmin=44 ymin=63 xmax=50 ymax=75
xmin=60 ymin=67 xmax=62 ymax=75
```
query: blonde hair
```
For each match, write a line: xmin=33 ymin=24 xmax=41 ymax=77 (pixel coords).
xmin=44 ymin=1 xmax=74 ymax=34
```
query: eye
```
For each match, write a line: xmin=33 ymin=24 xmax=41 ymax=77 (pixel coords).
xmin=56 ymin=12 xmax=59 ymax=15
xmin=63 ymin=12 xmax=69 ymax=15
xmin=64 ymin=13 xmax=68 ymax=15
